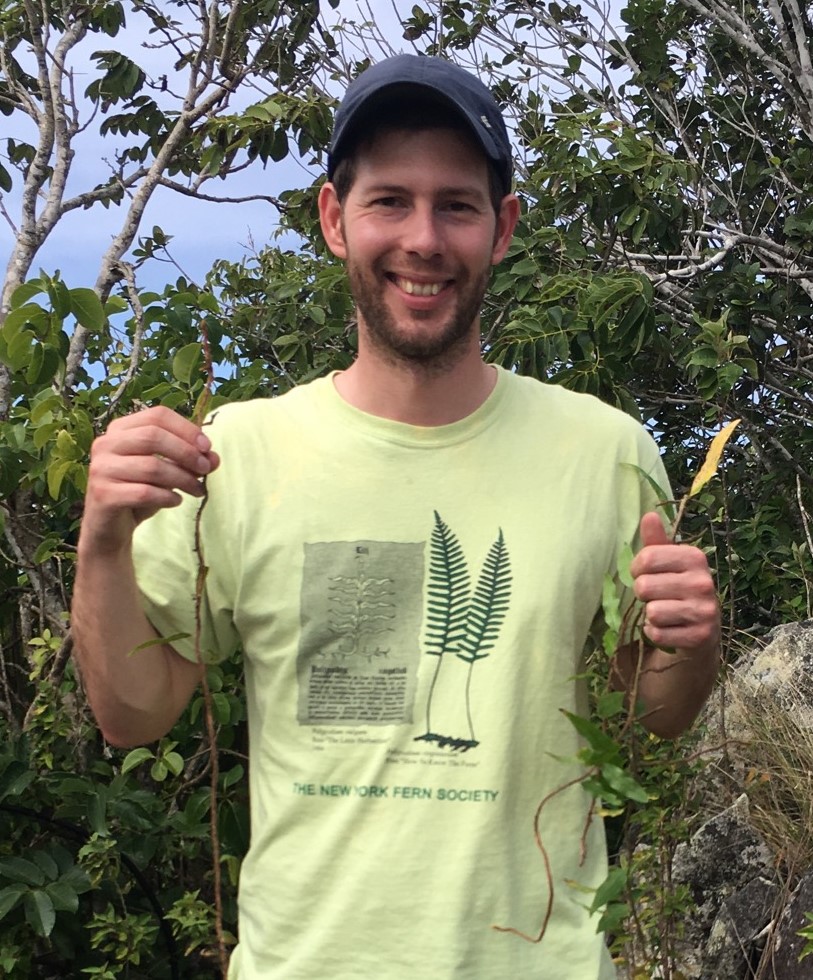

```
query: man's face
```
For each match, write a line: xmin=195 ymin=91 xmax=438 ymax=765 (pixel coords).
xmin=321 ymin=127 xmax=517 ymax=368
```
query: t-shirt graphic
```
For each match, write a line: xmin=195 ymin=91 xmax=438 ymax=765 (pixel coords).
xmin=296 ymin=539 xmax=425 ymax=726
xmin=416 ymin=510 xmax=511 ymax=752
xmin=296 ymin=511 xmax=512 ymax=752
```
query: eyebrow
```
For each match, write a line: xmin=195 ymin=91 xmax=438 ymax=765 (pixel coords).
xmin=361 ymin=182 xmax=488 ymax=200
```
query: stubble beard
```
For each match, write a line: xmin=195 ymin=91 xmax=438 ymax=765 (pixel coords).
xmin=347 ymin=257 xmax=490 ymax=372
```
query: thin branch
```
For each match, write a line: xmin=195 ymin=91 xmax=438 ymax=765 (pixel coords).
xmin=155 ymin=177 xmax=288 ymax=211
xmin=60 ymin=169 xmax=152 ymax=214
xmin=102 ymin=262 xmax=147 ymax=421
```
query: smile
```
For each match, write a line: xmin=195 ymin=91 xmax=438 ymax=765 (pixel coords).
xmin=391 ymin=275 xmax=449 ymax=297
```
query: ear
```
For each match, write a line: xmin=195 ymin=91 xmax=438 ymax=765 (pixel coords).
xmin=490 ymin=193 xmax=520 ymax=265
xmin=318 ymin=182 xmax=347 ymax=260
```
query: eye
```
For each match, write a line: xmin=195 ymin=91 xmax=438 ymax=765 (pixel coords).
xmin=372 ymin=196 xmax=404 ymax=209
xmin=444 ymin=200 xmax=478 ymax=213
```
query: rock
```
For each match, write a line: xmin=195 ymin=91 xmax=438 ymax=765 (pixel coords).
xmin=621 ymin=624 xmax=813 ymax=979
xmin=672 ymin=794 xmax=774 ymax=923
xmin=671 ymin=794 xmax=776 ymax=979
xmin=769 ymin=870 xmax=813 ymax=978
xmin=733 ymin=620 xmax=813 ymax=728
xmin=702 ymin=876 xmax=778 ymax=980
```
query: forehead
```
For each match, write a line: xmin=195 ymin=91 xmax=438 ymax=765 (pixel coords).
xmin=351 ymin=126 xmax=490 ymax=188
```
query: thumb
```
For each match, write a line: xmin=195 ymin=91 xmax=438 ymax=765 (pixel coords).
xmin=639 ymin=511 xmax=670 ymax=548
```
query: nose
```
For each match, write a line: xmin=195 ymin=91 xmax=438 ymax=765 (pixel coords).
xmin=402 ymin=203 xmax=442 ymax=260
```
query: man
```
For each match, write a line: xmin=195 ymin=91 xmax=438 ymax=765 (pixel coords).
xmin=72 ymin=55 xmax=720 ymax=979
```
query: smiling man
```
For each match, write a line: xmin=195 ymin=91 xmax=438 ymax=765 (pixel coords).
xmin=72 ymin=55 xmax=720 ymax=979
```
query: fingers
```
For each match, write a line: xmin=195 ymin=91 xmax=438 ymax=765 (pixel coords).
xmin=82 ymin=407 xmax=219 ymax=552
xmin=638 ymin=593 xmax=720 ymax=650
xmin=631 ymin=511 xmax=721 ymax=653
xmin=96 ymin=423 xmax=212 ymax=493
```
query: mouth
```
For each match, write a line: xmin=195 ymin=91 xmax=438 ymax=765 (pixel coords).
xmin=389 ymin=274 xmax=451 ymax=297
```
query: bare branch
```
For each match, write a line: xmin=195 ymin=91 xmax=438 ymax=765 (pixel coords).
xmin=155 ymin=176 xmax=288 ymax=211
xmin=101 ymin=262 xmax=147 ymax=421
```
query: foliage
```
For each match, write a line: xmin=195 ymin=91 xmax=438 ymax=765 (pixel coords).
xmin=798 ymin=911 xmax=813 ymax=964
xmin=1 ymin=0 xmax=812 ymax=977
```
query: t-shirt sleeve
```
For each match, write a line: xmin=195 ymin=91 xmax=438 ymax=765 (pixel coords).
xmin=132 ymin=476 xmax=239 ymax=666
xmin=592 ymin=421 xmax=674 ymax=650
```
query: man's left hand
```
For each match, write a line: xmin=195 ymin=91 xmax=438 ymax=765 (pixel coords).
xmin=630 ymin=511 xmax=721 ymax=655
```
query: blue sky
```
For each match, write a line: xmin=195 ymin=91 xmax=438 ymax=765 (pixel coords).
xmin=1 ymin=2 xmax=409 ymax=296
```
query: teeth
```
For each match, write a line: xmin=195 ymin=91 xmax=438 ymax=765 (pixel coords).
xmin=396 ymin=276 xmax=444 ymax=296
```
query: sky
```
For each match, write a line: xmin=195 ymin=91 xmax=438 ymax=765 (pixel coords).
xmin=1 ymin=1 xmax=410 ymax=296
xmin=1 ymin=1 xmax=609 ymax=300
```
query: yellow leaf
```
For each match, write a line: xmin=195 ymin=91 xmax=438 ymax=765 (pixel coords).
xmin=689 ymin=419 xmax=741 ymax=497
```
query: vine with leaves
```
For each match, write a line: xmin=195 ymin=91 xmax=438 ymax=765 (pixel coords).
xmin=492 ymin=421 xmax=739 ymax=972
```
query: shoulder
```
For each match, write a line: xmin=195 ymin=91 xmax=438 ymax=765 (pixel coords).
xmin=203 ymin=376 xmax=330 ymax=433
xmin=500 ymin=369 xmax=644 ymax=434
xmin=498 ymin=369 xmax=662 ymax=474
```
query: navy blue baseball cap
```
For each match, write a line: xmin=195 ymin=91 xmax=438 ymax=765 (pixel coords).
xmin=327 ymin=54 xmax=512 ymax=195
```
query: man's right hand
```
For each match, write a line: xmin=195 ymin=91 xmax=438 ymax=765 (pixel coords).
xmin=82 ymin=406 xmax=220 ymax=555
xmin=73 ymin=406 xmax=219 ymax=747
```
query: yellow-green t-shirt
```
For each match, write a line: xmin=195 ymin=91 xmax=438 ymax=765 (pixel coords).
xmin=133 ymin=367 xmax=669 ymax=979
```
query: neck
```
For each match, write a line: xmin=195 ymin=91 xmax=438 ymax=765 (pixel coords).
xmin=333 ymin=341 xmax=497 ymax=426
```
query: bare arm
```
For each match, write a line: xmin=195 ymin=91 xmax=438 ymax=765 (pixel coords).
xmin=611 ymin=512 xmax=721 ymax=739
xmin=71 ymin=407 xmax=219 ymax=748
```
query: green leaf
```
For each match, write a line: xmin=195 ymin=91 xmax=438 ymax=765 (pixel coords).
xmin=163 ymin=751 xmax=184 ymax=777
xmin=58 ymin=865 xmax=92 ymax=895
xmin=87 ymin=793 xmax=108 ymax=836
xmin=69 ymin=288 xmax=106 ymax=331
xmin=3 ymin=328 xmax=34 ymax=372
xmin=141 ymin=382 xmax=173 ymax=400
xmin=24 ymin=889 xmax=56 ymax=937
xmin=595 ymin=690 xmax=626 ymax=720
xmin=30 ymin=851 xmax=59 ymax=881
xmin=151 ymin=759 xmax=168 ymax=781
xmin=0 ymin=761 xmax=36 ymax=801
xmin=600 ymin=762 xmax=650 ymax=803
xmin=47 ymin=279 xmax=72 ymax=319
xmin=121 ymin=747 xmax=155 ymax=774
xmin=596 ymin=899 xmax=630 ymax=934
xmin=45 ymin=880 xmax=79 ymax=914
xmin=602 ymin=574 xmax=621 ymax=635
xmin=561 ymin=710 xmax=619 ymax=757
xmin=618 ymin=204 xmax=640 ymax=229
xmin=55 ymin=429 xmax=80 ymax=459
xmin=617 ymin=542 xmax=634 ymax=588
xmin=172 ymin=342 xmax=202 ymax=384
xmin=127 ymin=632 xmax=190 ymax=655
xmin=33 ymin=534 xmax=64 ymax=563
xmin=49 ymin=844 xmax=75 ymax=876
xmin=0 ymin=884 xmax=27 ymax=921
xmin=589 ymin=865 xmax=628 ymax=914
xmin=105 ymin=295 xmax=128 ymax=315
xmin=510 ymin=257 xmax=539 ymax=276
xmin=687 ymin=346 xmax=719 ymax=368
xmin=0 ymin=856 xmax=45 ymax=887
xmin=602 ymin=625 xmax=619 ymax=658
xmin=3 ymin=303 xmax=49 ymax=338
xmin=221 ymin=764 xmax=245 ymax=790
xmin=9 ymin=281 xmax=45 ymax=309
xmin=47 ymin=459 xmax=75 ymax=500
xmin=212 ymin=692 xmax=231 ymax=724
xmin=24 ymin=342 xmax=44 ymax=384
